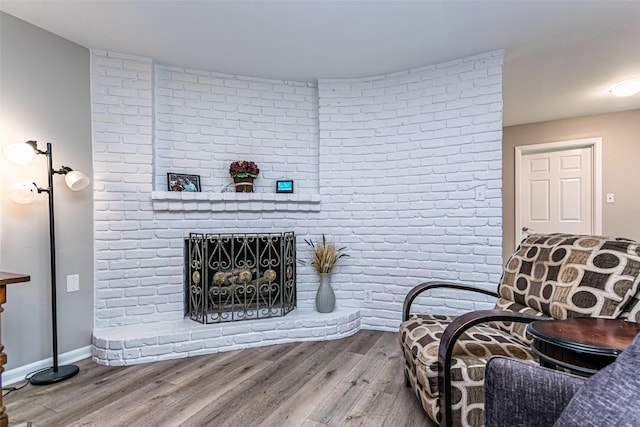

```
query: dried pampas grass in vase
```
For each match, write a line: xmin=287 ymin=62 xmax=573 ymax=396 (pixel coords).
xmin=303 ymin=234 xmax=348 ymax=274
xmin=302 ymin=234 xmax=349 ymax=313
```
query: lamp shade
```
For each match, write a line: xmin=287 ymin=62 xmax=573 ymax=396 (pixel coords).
xmin=8 ymin=181 xmax=38 ymax=204
xmin=3 ymin=142 xmax=35 ymax=165
xmin=64 ymin=170 xmax=91 ymax=191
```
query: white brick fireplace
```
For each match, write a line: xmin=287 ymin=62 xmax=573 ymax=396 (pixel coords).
xmin=91 ymin=49 xmax=505 ymax=365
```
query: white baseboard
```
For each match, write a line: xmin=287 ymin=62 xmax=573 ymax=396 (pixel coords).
xmin=3 ymin=345 xmax=92 ymax=386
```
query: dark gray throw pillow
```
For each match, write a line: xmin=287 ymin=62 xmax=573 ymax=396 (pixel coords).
xmin=553 ymin=333 xmax=640 ymax=427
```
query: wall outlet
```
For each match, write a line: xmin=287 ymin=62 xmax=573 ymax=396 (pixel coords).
xmin=67 ymin=274 xmax=80 ymax=292
xmin=364 ymin=289 xmax=373 ymax=303
xmin=475 ymin=185 xmax=486 ymax=201
xmin=606 ymin=193 xmax=615 ymax=204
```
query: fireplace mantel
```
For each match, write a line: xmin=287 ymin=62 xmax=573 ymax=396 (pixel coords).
xmin=151 ymin=191 xmax=321 ymax=212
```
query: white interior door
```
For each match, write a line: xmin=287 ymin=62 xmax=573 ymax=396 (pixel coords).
xmin=515 ymin=138 xmax=602 ymax=244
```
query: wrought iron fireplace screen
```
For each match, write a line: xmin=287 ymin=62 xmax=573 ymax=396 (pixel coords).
xmin=187 ymin=232 xmax=296 ymax=323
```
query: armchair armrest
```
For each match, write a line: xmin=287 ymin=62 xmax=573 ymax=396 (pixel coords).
xmin=402 ymin=281 xmax=499 ymax=321
xmin=484 ymin=356 xmax=586 ymax=427
xmin=437 ymin=309 xmax=549 ymax=427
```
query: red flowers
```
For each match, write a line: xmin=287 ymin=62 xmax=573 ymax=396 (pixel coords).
xmin=229 ymin=161 xmax=260 ymax=178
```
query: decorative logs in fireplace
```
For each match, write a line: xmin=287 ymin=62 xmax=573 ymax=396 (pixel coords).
xmin=187 ymin=232 xmax=296 ymax=323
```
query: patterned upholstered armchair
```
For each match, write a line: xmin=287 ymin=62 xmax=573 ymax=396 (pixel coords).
xmin=399 ymin=234 xmax=640 ymax=427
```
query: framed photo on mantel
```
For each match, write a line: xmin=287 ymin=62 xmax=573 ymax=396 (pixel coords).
xmin=167 ymin=173 xmax=201 ymax=192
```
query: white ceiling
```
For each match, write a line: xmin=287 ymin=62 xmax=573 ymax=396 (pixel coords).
xmin=2 ymin=0 xmax=640 ymax=126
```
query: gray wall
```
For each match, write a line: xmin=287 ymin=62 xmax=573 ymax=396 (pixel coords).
xmin=0 ymin=12 xmax=93 ymax=369
xmin=503 ymin=109 xmax=640 ymax=261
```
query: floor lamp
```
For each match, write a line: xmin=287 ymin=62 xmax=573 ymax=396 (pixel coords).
xmin=4 ymin=140 xmax=90 ymax=385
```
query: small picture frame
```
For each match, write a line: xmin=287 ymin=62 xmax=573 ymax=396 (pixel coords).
xmin=276 ymin=180 xmax=294 ymax=193
xmin=167 ymin=173 xmax=201 ymax=192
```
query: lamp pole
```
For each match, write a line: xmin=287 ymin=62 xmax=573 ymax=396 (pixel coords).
xmin=29 ymin=142 xmax=80 ymax=385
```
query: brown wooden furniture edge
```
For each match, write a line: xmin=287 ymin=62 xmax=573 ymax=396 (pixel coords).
xmin=0 ymin=271 xmax=30 ymax=427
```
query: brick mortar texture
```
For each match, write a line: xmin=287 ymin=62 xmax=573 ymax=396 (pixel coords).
xmin=154 ymin=65 xmax=319 ymax=194
xmin=91 ymin=49 xmax=504 ymax=343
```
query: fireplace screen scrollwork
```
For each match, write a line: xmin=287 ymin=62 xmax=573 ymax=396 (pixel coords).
xmin=187 ymin=232 xmax=296 ymax=323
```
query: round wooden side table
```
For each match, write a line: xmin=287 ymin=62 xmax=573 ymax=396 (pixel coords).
xmin=526 ymin=317 xmax=640 ymax=375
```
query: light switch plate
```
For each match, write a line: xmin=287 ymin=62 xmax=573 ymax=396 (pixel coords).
xmin=606 ymin=193 xmax=615 ymax=204
xmin=67 ymin=274 xmax=79 ymax=292
xmin=364 ymin=290 xmax=373 ymax=303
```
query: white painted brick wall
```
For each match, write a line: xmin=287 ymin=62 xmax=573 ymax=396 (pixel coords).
xmin=91 ymin=50 xmax=163 ymax=330
xmin=317 ymin=50 xmax=504 ymax=329
xmin=91 ymin=49 xmax=504 ymax=361
xmin=154 ymin=66 xmax=319 ymax=194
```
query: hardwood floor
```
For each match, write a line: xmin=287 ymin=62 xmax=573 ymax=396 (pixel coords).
xmin=5 ymin=330 xmax=436 ymax=427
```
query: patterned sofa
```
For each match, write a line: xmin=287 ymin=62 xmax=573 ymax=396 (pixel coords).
xmin=399 ymin=233 xmax=640 ymax=427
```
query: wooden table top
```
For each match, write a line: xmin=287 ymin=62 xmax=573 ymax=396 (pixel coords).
xmin=0 ymin=272 xmax=31 ymax=286
xmin=528 ymin=317 xmax=640 ymax=356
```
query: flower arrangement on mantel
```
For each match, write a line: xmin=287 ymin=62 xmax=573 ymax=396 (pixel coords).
xmin=303 ymin=234 xmax=349 ymax=274
xmin=229 ymin=160 xmax=260 ymax=179
xmin=229 ymin=160 xmax=260 ymax=192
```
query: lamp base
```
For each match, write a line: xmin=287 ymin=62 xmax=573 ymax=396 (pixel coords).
xmin=29 ymin=364 xmax=79 ymax=385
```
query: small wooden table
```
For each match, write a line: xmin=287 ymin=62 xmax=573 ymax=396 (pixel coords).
xmin=527 ymin=317 xmax=640 ymax=375
xmin=0 ymin=272 xmax=31 ymax=427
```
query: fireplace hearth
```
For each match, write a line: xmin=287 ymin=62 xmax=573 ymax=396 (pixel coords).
xmin=187 ymin=232 xmax=296 ymax=323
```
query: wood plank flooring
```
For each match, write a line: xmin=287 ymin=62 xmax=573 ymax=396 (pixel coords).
xmin=5 ymin=330 xmax=436 ymax=427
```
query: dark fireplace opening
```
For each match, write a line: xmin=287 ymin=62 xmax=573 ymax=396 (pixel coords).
xmin=186 ymin=232 xmax=296 ymax=323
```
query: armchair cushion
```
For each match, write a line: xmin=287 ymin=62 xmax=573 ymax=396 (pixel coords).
xmin=498 ymin=235 xmax=640 ymax=321
xmin=491 ymin=234 xmax=640 ymax=346
xmin=400 ymin=314 xmax=538 ymax=426
xmin=553 ymin=333 xmax=640 ymax=427
xmin=620 ymin=293 xmax=640 ymax=323
xmin=491 ymin=298 xmax=543 ymax=344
